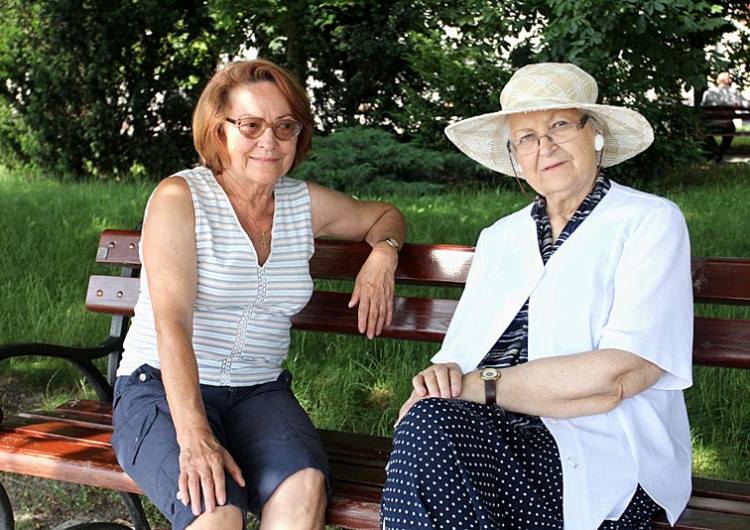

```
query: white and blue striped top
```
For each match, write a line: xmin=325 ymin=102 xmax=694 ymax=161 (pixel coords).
xmin=118 ymin=166 xmax=314 ymax=386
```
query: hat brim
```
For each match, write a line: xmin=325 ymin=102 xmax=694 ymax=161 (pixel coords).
xmin=444 ymin=104 xmax=654 ymax=177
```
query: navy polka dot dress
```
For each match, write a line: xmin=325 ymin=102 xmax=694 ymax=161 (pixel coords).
xmin=380 ymin=174 xmax=661 ymax=529
xmin=382 ymin=398 xmax=564 ymax=529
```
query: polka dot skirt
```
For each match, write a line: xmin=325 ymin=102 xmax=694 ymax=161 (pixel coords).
xmin=380 ymin=398 xmax=661 ymax=529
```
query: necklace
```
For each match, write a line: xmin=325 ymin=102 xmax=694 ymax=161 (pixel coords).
xmin=246 ymin=212 xmax=269 ymax=250
xmin=218 ymin=173 xmax=272 ymax=251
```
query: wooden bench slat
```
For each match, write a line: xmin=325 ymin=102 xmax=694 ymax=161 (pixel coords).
xmin=18 ymin=409 xmax=114 ymax=432
xmin=97 ymin=230 xmax=750 ymax=303
xmin=0 ymin=426 xmax=383 ymax=528
xmin=86 ymin=279 xmax=458 ymax=343
xmin=96 ymin=230 xmax=475 ymax=288
xmin=0 ymin=421 xmax=382 ymax=530
xmin=86 ymin=275 xmax=139 ymax=316
xmin=85 ymin=276 xmax=750 ymax=366
xmin=692 ymin=477 xmax=750 ymax=503
xmin=702 ymin=105 xmax=750 ymax=122
xmin=329 ymin=462 xmax=386 ymax=490
xmin=318 ymin=429 xmax=392 ymax=457
xmin=1 ymin=417 xmax=111 ymax=447
xmin=692 ymin=258 xmax=750 ymax=305
xmin=687 ymin=495 xmax=750 ymax=516
xmin=325 ymin=497 xmax=380 ymax=530
xmin=96 ymin=230 xmax=142 ymax=267
xmin=56 ymin=398 xmax=114 ymax=420
xmin=310 ymin=239 xmax=474 ymax=287
xmin=693 ymin=317 xmax=750 ymax=369
xmin=3 ymin=410 xmax=750 ymax=530
xmin=292 ymin=291 xmax=456 ymax=342
xmin=652 ymin=507 xmax=750 ymax=529
xmin=0 ymin=430 xmax=141 ymax=493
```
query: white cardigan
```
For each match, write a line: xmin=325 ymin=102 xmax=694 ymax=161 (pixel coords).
xmin=432 ymin=182 xmax=693 ymax=529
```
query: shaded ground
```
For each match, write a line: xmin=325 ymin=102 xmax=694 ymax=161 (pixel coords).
xmin=0 ymin=376 xmax=145 ymax=530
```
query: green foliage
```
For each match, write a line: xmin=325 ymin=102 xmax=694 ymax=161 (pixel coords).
xmin=607 ymin=100 xmax=706 ymax=186
xmin=292 ymin=126 xmax=496 ymax=195
xmin=0 ymin=0 xmax=748 ymax=184
xmin=0 ymin=0 xmax=226 ymax=179
xmin=503 ymin=0 xmax=735 ymax=183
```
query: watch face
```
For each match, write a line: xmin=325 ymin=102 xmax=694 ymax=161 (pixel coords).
xmin=481 ymin=368 xmax=499 ymax=380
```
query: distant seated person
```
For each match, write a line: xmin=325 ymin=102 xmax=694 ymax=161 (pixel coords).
xmin=701 ymin=72 xmax=750 ymax=161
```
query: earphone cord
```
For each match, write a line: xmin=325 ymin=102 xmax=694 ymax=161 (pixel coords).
xmin=506 ymin=144 xmax=532 ymax=200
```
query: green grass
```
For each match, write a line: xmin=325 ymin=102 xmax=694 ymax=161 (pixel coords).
xmin=1 ymin=160 xmax=750 ymax=526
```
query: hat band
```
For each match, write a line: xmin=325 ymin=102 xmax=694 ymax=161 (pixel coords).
xmin=501 ymin=97 xmax=595 ymax=113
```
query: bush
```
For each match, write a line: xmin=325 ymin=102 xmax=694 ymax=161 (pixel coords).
xmin=607 ymin=100 xmax=705 ymax=187
xmin=292 ymin=126 xmax=498 ymax=195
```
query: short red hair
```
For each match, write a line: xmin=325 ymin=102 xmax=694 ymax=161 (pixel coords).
xmin=193 ymin=59 xmax=313 ymax=173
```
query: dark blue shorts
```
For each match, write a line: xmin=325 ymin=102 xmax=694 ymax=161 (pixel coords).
xmin=111 ymin=364 xmax=331 ymax=529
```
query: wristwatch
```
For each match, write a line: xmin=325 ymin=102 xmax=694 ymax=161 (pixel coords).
xmin=480 ymin=367 xmax=501 ymax=406
xmin=380 ymin=237 xmax=400 ymax=253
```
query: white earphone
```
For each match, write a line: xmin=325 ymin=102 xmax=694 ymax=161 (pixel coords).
xmin=594 ymin=134 xmax=604 ymax=151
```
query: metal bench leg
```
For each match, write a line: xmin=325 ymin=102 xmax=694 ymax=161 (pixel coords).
xmin=117 ymin=491 xmax=151 ymax=530
xmin=57 ymin=492 xmax=149 ymax=530
xmin=0 ymin=481 xmax=149 ymax=530
xmin=67 ymin=523 xmax=131 ymax=530
xmin=0 ymin=480 xmax=14 ymax=530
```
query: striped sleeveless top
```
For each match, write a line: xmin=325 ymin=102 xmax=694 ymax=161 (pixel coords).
xmin=118 ymin=167 xmax=314 ymax=386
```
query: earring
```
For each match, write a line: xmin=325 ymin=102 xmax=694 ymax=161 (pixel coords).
xmin=594 ymin=134 xmax=604 ymax=151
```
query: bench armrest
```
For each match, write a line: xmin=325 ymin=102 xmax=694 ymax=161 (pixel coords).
xmin=0 ymin=338 xmax=122 ymax=401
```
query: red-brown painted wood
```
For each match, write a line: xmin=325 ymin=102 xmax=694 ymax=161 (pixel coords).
xmin=702 ymin=105 xmax=750 ymax=123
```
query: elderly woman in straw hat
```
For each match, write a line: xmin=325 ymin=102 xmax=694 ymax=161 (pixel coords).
xmin=380 ymin=63 xmax=692 ymax=530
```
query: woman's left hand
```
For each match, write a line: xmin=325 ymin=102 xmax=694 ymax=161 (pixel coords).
xmin=349 ymin=244 xmax=398 ymax=339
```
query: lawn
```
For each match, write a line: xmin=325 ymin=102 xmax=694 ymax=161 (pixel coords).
xmin=1 ymin=158 xmax=749 ymax=528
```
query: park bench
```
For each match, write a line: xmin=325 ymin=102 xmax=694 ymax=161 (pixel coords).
xmin=701 ymin=105 xmax=750 ymax=137
xmin=1 ymin=228 xmax=750 ymax=529
xmin=701 ymin=105 xmax=750 ymax=130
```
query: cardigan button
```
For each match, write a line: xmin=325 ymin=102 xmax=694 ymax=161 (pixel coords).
xmin=567 ymin=456 xmax=579 ymax=469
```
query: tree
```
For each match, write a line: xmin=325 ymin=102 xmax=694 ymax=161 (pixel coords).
xmin=214 ymin=0 xmax=739 ymax=162
xmin=518 ymin=0 xmax=740 ymax=179
xmin=0 ymin=0 xmax=746 ymax=181
xmin=0 ymin=0 xmax=226 ymax=178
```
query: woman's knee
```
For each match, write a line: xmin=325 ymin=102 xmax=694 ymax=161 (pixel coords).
xmin=397 ymin=397 xmax=455 ymax=433
xmin=263 ymin=468 xmax=327 ymax=520
xmin=277 ymin=467 xmax=326 ymax=499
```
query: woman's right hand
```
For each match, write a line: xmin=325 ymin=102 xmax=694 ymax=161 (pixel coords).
xmin=396 ymin=363 xmax=465 ymax=425
xmin=177 ymin=429 xmax=245 ymax=516
xmin=412 ymin=362 xmax=464 ymax=399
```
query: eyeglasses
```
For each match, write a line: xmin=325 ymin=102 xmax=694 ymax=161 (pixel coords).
xmin=225 ymin=116 xmax=303 ymax=141
xmin=507 ymin=115 xmax=590 ymax=156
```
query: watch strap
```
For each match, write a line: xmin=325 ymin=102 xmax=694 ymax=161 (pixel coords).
xmin=484 ymin=379 xmax=497 ymax=406
xmin=381 ymin=237 xmax=400 ymax=253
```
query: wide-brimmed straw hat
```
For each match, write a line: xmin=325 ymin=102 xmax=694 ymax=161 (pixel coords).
xmin=444 ymin=62 xmax=654 ymax=177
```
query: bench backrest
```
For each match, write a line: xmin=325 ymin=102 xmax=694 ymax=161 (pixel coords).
xmin=87 ymin=229 xmax=750 ymax=382
xmin=702 ymin=105 xmax=750 ymax=121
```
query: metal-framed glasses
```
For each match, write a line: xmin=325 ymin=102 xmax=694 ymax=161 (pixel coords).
xmin=507 ymin=114 xmax=590 ymax=156
xmin=225 ymin=116 xmax=303 ymax=141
